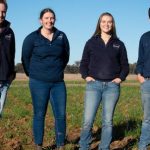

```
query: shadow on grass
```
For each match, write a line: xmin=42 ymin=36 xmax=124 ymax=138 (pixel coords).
xmin=91 ymin=119 xmax=140 ymax=150
xmin=44 ymin=119 xmax=140 ymax=150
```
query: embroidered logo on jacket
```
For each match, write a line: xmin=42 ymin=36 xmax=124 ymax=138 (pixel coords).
xmin=5 ymin=34 xmax=11 ymax=40
xmin=57 ymin=34 xmax=63 ymax=40
xmin=113 ymin=44 xmax=120 ymax=49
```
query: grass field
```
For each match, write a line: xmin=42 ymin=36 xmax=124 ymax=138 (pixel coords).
xmin=0 ymin=76 xmax=143 ymax=150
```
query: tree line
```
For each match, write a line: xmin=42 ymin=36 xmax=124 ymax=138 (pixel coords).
xmin=15 ymin=61 xmax=137 ymax=74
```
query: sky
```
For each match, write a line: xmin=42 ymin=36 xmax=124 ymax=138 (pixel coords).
xmin=6 ymin=0 xmax=150 ymax=65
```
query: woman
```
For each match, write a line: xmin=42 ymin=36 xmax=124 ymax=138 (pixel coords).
xmin=22 ymin=8 xmax=69 ymax=150
xmin=79 ymin=12 xmax=129 ymax=150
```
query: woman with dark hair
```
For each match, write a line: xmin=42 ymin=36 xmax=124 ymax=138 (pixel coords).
xmin=22 ymin=8 xmax=69 ymax=150
xmin=79 ymin=12 xmax=129 ymax=150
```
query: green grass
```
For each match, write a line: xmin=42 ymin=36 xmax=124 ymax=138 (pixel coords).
xmin=0 ymin=80 xmax=143 ymax=150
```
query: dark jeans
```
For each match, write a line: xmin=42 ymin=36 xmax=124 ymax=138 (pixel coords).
xmin=29 ymin=78 xmax=66 ymax=146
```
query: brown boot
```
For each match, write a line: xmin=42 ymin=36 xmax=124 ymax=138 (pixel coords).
xmin=56 ymin=146 xmax=65 ymax=150
xmin=35 ymin=145 xmax=42 ymax=150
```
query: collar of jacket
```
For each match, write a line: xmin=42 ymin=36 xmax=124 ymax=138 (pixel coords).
xmin=0 ymin=20 xmax=10 ymax=28
xmin=93 ymin=34 xmax=119 ymax=41
xmin=0 ymin=20 xmax=10 ymax=35
xmin=37 ymin=26 xmax=61 ymax=41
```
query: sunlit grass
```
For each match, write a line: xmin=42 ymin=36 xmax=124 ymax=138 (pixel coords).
xmin=0 ymin=80 xmax=143 ymax=149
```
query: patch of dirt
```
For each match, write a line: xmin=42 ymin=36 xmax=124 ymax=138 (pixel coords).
xmin=67 ymin=128 xmax=81 ymax=143
xmin=66 ymin=128 xmax=136 ymax=150
xmin=0 ymin=127 xmax=137 ymax=150
xmin=15 ymin=73 xmax=28 ymax=81
xmin=15 ymin=73 xmax=83 ymax=81
xmin=15 ymin=73 xmax=137 ymax=81
xmin=2 ymin=138 xmax=22 ymax=150
xmin=110 ymin=136 xmax=135 ymax=149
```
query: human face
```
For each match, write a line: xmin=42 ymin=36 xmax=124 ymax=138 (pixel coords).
xmin=0 ymin=3 xmax=6 ymax=24
xmin=100 ymin=15 xmax=113 ymax=34
xmin=40 ymin=12 xmax=55 ymax=30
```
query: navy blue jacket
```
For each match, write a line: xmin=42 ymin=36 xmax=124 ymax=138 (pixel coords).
xmin=0 ymin=20 xmax=16 ymax=83
xmin=80 ymin=35 xmax=129 ymax=81
xmin=136 ymin=31 xmax=150 ymax=77
xmin=22 ymin=27 xmax=69 ymax=82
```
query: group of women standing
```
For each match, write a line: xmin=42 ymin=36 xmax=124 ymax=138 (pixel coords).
xmin=21 ymin=6 xmax=149 ymax=150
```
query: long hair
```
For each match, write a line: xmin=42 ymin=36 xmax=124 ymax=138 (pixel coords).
xmin=93 ymin=12 xmax=117 ymax=38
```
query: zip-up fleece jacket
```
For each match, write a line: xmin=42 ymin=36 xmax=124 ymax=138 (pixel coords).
xmin=136 ymin=31 xmax=150 ymax=77
xmin=22 ymin=27 xmax=70 ymax=82
xmin=80 ymin=35 xmax=129 ymax=81
xmin=0 ymin=20 xmax=16 ymax=83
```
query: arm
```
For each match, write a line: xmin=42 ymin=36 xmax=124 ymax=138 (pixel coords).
xmin=21 ymin=34 xmax=34 ymax=76
xmin=136 ymin=38 xmax=144 ymax=77
xmin=8 ymin=30 xmax=16 ymax=83
xmin=118 ymin=43 xmax=129 ymax=81
xmin=63 ymin=33 xmax=70 ymax=68
xmin=80 ymin=42 xmax=91 ymax=79
xmin=11 ymin=31 xmax=15 ymax=70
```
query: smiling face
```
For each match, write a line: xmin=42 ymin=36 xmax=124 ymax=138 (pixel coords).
xmin=0 ymin=3 xmax=6 ymax=24
xmin=40 ymin=11 xmax=55 ymax=31
xmin=100 ymin=15 xmax=113 ymax=34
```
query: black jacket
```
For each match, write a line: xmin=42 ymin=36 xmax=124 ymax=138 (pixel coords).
xmin=80 ymin=35 xmax=129 ymax=81
xmin=136 ymin=31 xmax=150 ymax=77
xmin=0 ymin=20 xmax=16 ymax=83
xmin=22 ymin=27 xmax=70 ymax=82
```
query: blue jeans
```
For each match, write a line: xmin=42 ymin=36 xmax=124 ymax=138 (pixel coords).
xmin=0 ymin=81 xmax=10 ymax=116
xmin=79 ymin=80 xmax=120 ymax=150
xmin=138 ymin=80 xmax=150 ymax=150
xmin=29 ymin=78 xmax=66 ymax=147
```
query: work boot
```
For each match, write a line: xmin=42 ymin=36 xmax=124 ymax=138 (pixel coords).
xmin=56 ymin=146 xmax=65 ymax=150
xmin=35 ymin=145 xmax=42 ymax=150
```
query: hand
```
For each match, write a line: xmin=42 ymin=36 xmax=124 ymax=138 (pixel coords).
xmin=112 ymin=78 xmax=122 ymax=84
xmin=85 ymin=76 xmax=95 ymax=82
xmin=137 ymin=74 xmax=145 ymax=84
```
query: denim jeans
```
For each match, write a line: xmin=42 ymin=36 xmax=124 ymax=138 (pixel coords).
xmin=0 ymin=81 xmax=10 ymax=117
xmin=79 ymin=80 xmax=120 ymax=150
xmin=29 ymin=78 xmax=66 ymax=147
xmin=138 ymin=80 xmax=150 ymax=150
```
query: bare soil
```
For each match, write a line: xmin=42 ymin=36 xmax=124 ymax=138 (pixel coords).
xmin=15 ymin=73 xmax=137 ymax=81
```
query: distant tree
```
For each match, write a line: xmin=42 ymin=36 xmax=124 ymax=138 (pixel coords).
xmin=65 ymin=61 xmax=80 ymax=73
xmin=129 ymin=63 xmax=136 ymax=74
xmin=15 ymin=63 xmax=24 ymax=73
xmin=65 ymin=65 xmax=79 ymax=73
xmin=15 ymin=61 xmax=137 ymax=74
xmin=74 ymin=61 xmax=80 ymax=68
